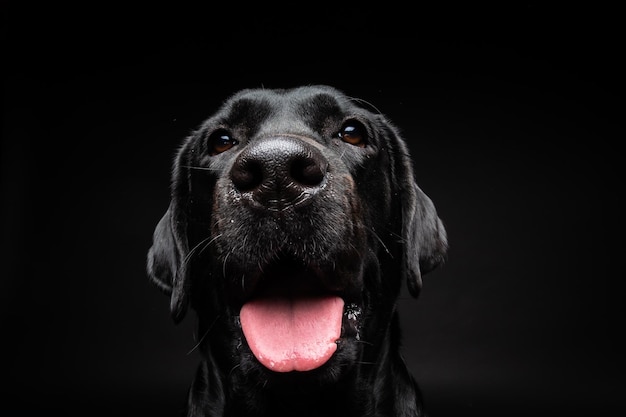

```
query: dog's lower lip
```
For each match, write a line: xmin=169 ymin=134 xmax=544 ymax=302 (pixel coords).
xmin=341 ymin=302 xmax=363 ymax=340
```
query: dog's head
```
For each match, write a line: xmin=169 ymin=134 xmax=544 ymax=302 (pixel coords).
xmin=147 ymin=85 xmax=447 ymax=386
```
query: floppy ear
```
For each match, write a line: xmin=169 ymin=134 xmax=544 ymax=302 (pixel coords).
xmin=384 ymin=119 xmax=448 ymax=297
xmin=146 ymin=145 xmax=192 ymax=323
xmin=402 ymin=183 xmax=448 ymax=297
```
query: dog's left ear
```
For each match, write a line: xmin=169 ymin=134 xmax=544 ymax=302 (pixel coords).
xmin=382 ymin=118 xmax=448 ymax=297
xmin=146 ymin=145 xmax=192 ymax=323
xmin=402 ymin=183 xmax=448 ymax=297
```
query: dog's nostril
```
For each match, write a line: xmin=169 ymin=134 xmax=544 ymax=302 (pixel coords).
xmin=230 ymin=137 xmax=328 ymax=209
xmin=231 ymin=159 xmax=264 ymax=192
xmin=290 ymin=156 xmax=326 ymax=186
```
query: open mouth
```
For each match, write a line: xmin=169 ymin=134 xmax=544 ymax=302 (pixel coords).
xmin=237 ymin=256 xmax=362 ymax=373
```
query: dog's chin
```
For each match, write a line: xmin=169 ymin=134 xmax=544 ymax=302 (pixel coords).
xmin=234 ymin=325 xmax=364 ymax=389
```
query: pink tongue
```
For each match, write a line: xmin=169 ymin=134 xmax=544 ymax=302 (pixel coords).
xmin=240 ymin=295 xmax=344 ymax=372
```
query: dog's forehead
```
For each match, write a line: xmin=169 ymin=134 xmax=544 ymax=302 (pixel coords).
xmin=220 ymin=86 xmax=358 ymax=134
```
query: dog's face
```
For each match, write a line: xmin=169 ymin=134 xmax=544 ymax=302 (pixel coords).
xmin=148 ymin=85 xmax=447 ymax=389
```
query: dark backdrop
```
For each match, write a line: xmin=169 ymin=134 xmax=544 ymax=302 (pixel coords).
xmin=2 ymin=4 xmax=623 ymax=416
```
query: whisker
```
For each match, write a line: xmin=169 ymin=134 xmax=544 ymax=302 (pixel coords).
xmin=228 ymin=364 xmax=242 ymax=377
xmin=199 ymin=234 xmax=223 ymax=256
xmin=348 ymin=242 xmax=364 ymax=265
xmin=182 ymin=234 xmax=223 ymax=269
xmin=187 ymin=314 xmax=221 ymax=355
xmin=222 ymin=250 xmax=232 ymax=278
xmin=387 ymin=229 xmax=405 ymax=242
xmin=369 ymin=227 xmax=392 ymax=257
xmin=346 ymin=96 xmax=383 ymax=115
xmin=182 ymin=165 xmax=220 ymax=172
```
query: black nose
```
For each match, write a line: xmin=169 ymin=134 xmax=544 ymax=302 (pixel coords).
xmin=230 ymin=136 xmax=328 ymax=211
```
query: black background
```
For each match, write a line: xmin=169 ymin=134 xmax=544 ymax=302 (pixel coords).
xmin=2 ymin=3 xmax=623 ymax=416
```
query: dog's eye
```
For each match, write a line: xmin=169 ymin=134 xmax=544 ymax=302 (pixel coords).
xmin=338 ymin=121 xmax=366 ymax=147
xmin=208 ymin=129 xmax=239 ymax=155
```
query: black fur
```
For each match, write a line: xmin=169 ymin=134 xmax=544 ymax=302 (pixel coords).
xmin=147 ymin=85 xmax=447 ymax=416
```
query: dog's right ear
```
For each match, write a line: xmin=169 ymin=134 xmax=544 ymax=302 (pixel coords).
xmin=147 ymin=144 xmax=192 ymax=323
xmin=147 ymin=204 xmax=190 ymax=323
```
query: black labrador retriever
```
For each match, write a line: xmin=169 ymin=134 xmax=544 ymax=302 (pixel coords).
xmin=147 ymin=85 xmax=447 ymax=417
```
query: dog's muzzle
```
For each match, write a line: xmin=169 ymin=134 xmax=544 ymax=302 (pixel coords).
xmin=230 ymin=136 xmax=329 ymax=212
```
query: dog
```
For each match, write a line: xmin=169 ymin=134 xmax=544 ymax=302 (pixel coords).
xmin=147 ymin=85 xmax=447 ymax=416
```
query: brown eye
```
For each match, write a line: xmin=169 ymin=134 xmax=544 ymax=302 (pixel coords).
xmin=208 ymin=129 xmax=238 ymax=155
xmin=338 ymin=121 xmax=366 ymax=147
